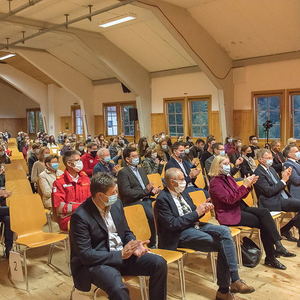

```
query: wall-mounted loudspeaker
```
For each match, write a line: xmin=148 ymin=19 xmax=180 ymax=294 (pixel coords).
xmin=129 ymin=108 xmax=138 ymax=121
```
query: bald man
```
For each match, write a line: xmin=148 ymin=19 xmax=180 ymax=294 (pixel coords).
xmin=155 ymin=168 xmax=254 ymax=300
xmin=93 ymin=148 xmax=120 ymax=177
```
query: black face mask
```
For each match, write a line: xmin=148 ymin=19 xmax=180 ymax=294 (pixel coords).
xmin=246 ymin=153 xmax=252 ymax=158
xmin=91 ymin=151 xmax=97 ymax=158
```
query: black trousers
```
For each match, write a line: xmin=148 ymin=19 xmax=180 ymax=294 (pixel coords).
xmin=280 ymin=198 xmax=300 ymax=233
xmin=89 ymin=253 xmax=167 ymax=300
xmin=0 ymin=206 xmax=13 ymax=254
xmin=125 ymin=198 xmax=156 ymax=247
xmin=235 ymin=204 xmax=281 ymax=258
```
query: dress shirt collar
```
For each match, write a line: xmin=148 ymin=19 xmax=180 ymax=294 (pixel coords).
xmin=168 ymin=187 xmax=180 ymax=198
xmin=288 ymin=158 xmax=297 ymax=163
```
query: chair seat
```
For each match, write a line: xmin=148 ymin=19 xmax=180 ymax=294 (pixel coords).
xmin=16 ymin=232 xmax=68 ymax=248
xmin=229 ymin=227 xmax=241 ymax=237
xmin=150 ymin=249 xmax=183 ymax=264
xmin=230 ymin=226 xmax=254 ymax=231
xmin=177 ymin=248 xmax=196 ymax=254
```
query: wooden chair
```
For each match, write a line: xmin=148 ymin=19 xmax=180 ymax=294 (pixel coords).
xmin=195 ymin=172 xmax=206 ymax=189
xmin=9 ymin=194 xmax=69 ymax=291
xmin=124 ymin=205 xmax=186 ymax=300
xmin=189 ymin=191 xmax=242 ymax=268
xmin=147 ymin=173 xmax=164 ymax=198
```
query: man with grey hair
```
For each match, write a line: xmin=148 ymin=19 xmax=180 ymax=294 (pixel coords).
xmin=155 ymin=168 xmax=255 ymax=300
xmin=70 ymin=172 xmax=167 ymax=300
xmin=93 ymin=148 xmax=120 ymax=177
xmin=255 ymin=148 xmax=300 ymax=246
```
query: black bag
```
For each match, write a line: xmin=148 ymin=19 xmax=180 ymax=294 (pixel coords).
xmin=241 ymin=236 xmax=262 ymax=268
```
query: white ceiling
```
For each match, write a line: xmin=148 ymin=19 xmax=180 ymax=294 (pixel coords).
xmin=166 ymin=0 xmax=300 ymax=60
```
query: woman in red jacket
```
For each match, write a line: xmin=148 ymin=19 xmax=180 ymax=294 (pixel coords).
xmin=209 ymin=155 xmax=294 ymax=270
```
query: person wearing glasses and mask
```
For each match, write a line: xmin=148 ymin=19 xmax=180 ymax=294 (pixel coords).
xmin=38 ymin=154 xmax=64 ymax=209
xmin=93 ymin=148 xmax=120 ymax=177
xmin=70 ymin=172 xmax=167 ymax=300
xmin=117 ymin=147 xmax=161 ymax=247
xmin=52 ymin=150 xmax=91 ymax=231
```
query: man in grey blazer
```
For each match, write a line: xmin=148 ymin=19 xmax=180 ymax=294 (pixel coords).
xmin=254 ymin=148 xmax=300 ymax=246
xmin=117 ymin=147 xmax=161 ymax=247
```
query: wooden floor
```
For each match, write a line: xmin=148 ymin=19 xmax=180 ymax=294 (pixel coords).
xmin=1 ymin=224 xmax=300 ymax=300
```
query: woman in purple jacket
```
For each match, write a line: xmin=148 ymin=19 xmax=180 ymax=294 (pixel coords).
xmin=209 ymin=155 xmax=295 ymax=270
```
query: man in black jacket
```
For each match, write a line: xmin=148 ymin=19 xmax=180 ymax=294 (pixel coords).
xmin=69 ymin=172 xmax=167 ymax=300
xmin=117 ymin=147 xmax=160 ymax=247
xmin=254 ymin=148 xmax=300 ymax=245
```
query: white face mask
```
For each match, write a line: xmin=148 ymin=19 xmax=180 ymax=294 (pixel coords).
xmin=221 ymin=164 xmax=231 ymax=175
xmin=73 ymin=160 xmax=83 ymax=172
xmin=174 ymin=180 xmax=186 ymax=194
xmin=151 ymin=153 xmax=158 ymax=160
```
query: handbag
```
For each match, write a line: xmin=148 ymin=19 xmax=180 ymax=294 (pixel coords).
xmin=241 ymin=236 xmax=262 ymax=268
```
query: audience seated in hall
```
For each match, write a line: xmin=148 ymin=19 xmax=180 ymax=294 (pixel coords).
xmin=209 ymin=155 xmax=295 ymax=271
xmin=240 ymin=145 xmax=257 ymax=178
xmin=155 ymin=167 xmax=255 ymax=300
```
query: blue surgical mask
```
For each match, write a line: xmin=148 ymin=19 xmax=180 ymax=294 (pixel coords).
xmin=184 ymin=149 xmax=190 ymax=154
xmin=295 ymin=152 xmax=300 ymax=160
xmin=222 ymin=164 xmax=231 ymax=175
xmin=219 ymin=150 xmax=225 ymax=156
xmin=131 ymin=157 xmax=140 ymax=166
xmin=104 ymin=156 xmax=111 ymax=163
xmin=103 ymin=194 xmax=118 ymax=207
xmin=51 ymin=163 xmax=59 ymax=170
xmin=266 ymin=159 xmax=273 ymax=167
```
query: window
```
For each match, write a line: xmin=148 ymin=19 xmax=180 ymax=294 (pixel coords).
xmin=27 ymin=108 xmax=44 ymax=134
xmin=291 ymin=94 xmax=300 ymax=139
xmin=190 ymin=100 xmax=209 ymax=137
xmin=254 ymin=94 xmax=282 ymax=139
xmin=103 ymin=102 xmax=137 ymax=136
xmin=72 ymin=106 xmax=84 ymax=135
xmin=166 ymin=101 xmax=184 ymax=137
xmin=121 ymin=105 xmax=135 ymax=136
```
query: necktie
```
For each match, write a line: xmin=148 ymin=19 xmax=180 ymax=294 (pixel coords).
xmin=266 ymin=169 xmax=288 ymax=199
xmin=177 ymin=194 xmax=192 ymax=215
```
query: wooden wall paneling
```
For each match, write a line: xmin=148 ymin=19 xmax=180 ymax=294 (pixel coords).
xmin=60 ymin=116 xmax=72 ymax=134
xmin=95 ymin=115 xmax=104 ymax=136
xmin=151 ymin=113 xmax=166 ymax=136
xmin=233 ymin=110 xmax=254 ymax=144
xmin=211 ymin=111 xmax=222 ymax=142
xmin=0 ymin=118 xmax=27 ymax=136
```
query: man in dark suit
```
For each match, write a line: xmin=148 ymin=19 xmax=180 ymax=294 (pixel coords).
xmin=93 ymin=148 xmax=120 ymax=177
xmin=254 ymin=148 xmax=300 ymax=245
xmin=270 ymin=140 xmax=285 ymax=176
xmin=165 ymin=142 xmax=200 ymax=193
xmin=117 ymin=147 xmax=160 ymax=247
xmin=155 ymin=168 xmax=255 ymax=300
xmin=69 ymin=172 xmax=167 ymax=300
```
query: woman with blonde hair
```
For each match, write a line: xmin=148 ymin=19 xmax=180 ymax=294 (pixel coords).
xmin=209 ymin=155 xmax=295 ymax=270
xmin=31 ymin=146 xmax=50 ymax=184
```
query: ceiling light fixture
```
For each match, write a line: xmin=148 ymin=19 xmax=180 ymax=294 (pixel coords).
xmin=0 ymin=53 xmax=16 ymax=61
xmin=99 ymin=14 xmax=136 ymax=28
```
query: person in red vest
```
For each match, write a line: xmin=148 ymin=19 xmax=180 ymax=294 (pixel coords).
xmin=52 ymin=150 xmax=91 ymax=231
xmin=80 ymin=142 xmax=99 ymax=177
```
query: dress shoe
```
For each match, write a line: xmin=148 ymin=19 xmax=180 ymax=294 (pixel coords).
xmin=275 ymin=246 xmax=296 ymax=257
xmin=216 ymin=291 xmax=243 ymax=300
xmin=230 ymin=279 xmax=255 ymax=294
xmin=265 ymin=257 xmax=287 ymax=270
xmin=281 ymin=230 xmax=298 ymax=242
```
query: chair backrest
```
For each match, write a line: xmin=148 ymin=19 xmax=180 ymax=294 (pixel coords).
xmin=124 ymin=205 xmax=151 ymax=241
xmin=5 ymin=179 xmax=33 ymax=195
xmin=237 ymin=181 xmax=254 ymax=206
xmin=189 ymin=190 xmax=211 ymax=222
xmin=195 ymin=173 xmax=206 ymax=189
xmin=147 ymin=173 xmax=163 ymax=189
xmin=160 ymin=162 xmax=166 ymax=178
xmin=9 ymin=194 xmax=47 ymax=237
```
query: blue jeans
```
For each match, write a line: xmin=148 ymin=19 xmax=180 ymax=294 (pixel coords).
xmin=178 ymin=223 xmax=238 ymax=288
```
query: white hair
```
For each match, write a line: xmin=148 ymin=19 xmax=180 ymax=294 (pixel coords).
xmin=97 ymin=148 xmax=109 ymax=157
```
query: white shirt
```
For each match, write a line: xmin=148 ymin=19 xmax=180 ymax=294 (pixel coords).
xmin=93 ymin=200 xmax=123 ymax=251
xmin=168 ymin=188 xmax=191 ymax=216
xmin=69 ymin=172 xmax=79 ymax=183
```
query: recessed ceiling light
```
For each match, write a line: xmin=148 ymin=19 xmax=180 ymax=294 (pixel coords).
xmin=0 ymin=53 xmax=16 ymax=61
xmin=99 ymin=14 xmax=136 ymax=28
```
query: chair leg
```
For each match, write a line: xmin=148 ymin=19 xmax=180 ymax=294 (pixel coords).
xmin=46 ymin=212 xmax=53 ymax=232
xmin=235 ymin=234 xmax=242 ymax=268
xmin=23 ymin=248 xmax=29 ymax=292
xmin=64 ymin=239 xmax=71 ymax=276
xmin=177 ymin=258 xmax=186 ymax=300
xmin=48 ymin=244 xmax=54 ymax=264
xmin=93 ymin=287 xmax=100 ymax=300
xmin=138 ymin=276 xmax=148 ymax=300
xmin=210 ymin=252 xmax=217 ymax=283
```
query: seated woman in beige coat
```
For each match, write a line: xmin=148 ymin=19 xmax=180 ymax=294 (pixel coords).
xmin=31 ymin=146 xmax=51 ymax=184
xmin=38 ymin=154 xmax=63 ymax=208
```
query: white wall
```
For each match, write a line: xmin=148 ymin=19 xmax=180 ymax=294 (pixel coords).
xmin=55 ymin=87 xmax=79 ymax=116
xmin=0 ymin=82 xmax=38 ymax=118
xmin=234 ymin=58 xmax=300 ymax=110
xmin=151 ymin=71 xmax=220 ymax=113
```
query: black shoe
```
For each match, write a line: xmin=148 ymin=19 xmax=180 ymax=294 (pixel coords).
xmin=275 ymin=247 xmax=296 ymax=257
xmin=281 ymin=230 xmax=298 ymax=242
xmin=265 ymin=257 xmax=287 ymax=270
